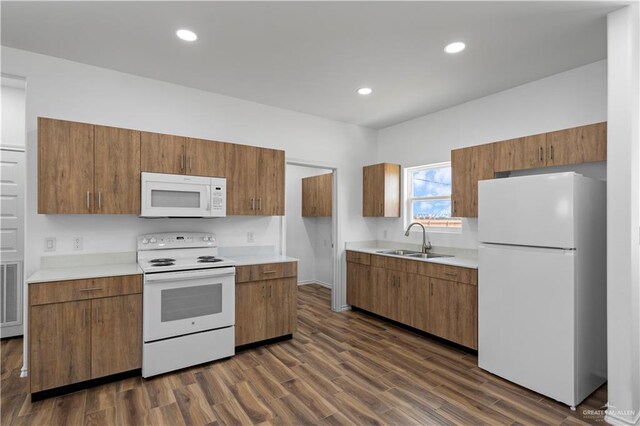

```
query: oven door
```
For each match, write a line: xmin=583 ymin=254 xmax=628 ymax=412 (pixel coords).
xmin=143 ymin=267 xmax=235 ymax=342
xmin=141 ymin=172 xmax=212 ymax=217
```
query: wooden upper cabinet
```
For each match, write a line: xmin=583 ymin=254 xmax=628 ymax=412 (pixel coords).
xmin=186 ymin=138 xmax=227 ymax=177
xmin=256 ymin=148 xmax=285 ymax=216
xmin=225 ymin=144 xmax=258 ymax=215
xmin=38 ymin=118 xmax=94 ymax=214
xmin=363 ymin=163 xmax=400 ymax=217
xmin=94 ymin=125 xmax=141 ymax=214
xmin=451 ymin=144 xmax=494 ymax=218
xmin=547 ymin=122 xmax=607 ymax=167
xmin=302 ymin=173 xmax=332 ymax=217
xmin=493 ymin=134 xmax=546 ymax=173
xmin=140 ymin=132 xmax=186 ymax=175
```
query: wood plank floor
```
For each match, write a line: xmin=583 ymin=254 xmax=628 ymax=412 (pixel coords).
xmin=2 ymin=284 xmax=606 ymax=425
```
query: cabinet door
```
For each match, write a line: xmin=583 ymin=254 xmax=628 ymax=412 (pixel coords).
xmin=301 ymin=176 xmax=317 ymax=217
xmin=235 ymin=281 xmax=266 ymax=345
xmin=256 ymin=148 xmax=285 ymax=216
xmin=30 ymin=300 xmax=91 ymax=392
xmin=38 ymin=118 xmax=94 ymax=214
xmin=451 ymin=144 xmax=494 ymax=218
xmin=225 ymin=144 xmax=258 ymax=215
xmin=317 ymin=173 xmax=333 ymax=217
xmin=140 ymin=132 xmax=186 ymax=175
xmin=187 ymin=138 xmax=227 ymax=177
xmin=493 ymin=134 xmax=546 ymax=173
xmin=265 ymin=278 xmax=297 ymax=339
xmin=428 ymin=278 xmax=477 ymax=349
xmin=94 ymin=125 xmax=141 ymax=214
xmin=408 ymin=273 xmax=430 ymax=332
xmin=347 ymin=262 xmax=371 ymax=309
xmin=363 ymin=164 xmax=382 ymax=217
xmin=546 ymin=122 xmax=607 ymax=167
xmin=91 ymin=294 xmax=142 ymax=378
xmin=370 ymin=267 xmax=393 ymax=318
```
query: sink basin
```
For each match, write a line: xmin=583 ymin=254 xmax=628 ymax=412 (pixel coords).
xmin=405 ymin=253 xmax=454 ymax=259
xmin=376 ymin=249 xmax=420 ymax=256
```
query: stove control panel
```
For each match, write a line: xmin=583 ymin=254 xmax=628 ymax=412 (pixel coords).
xmin=138 ymin=232 xmax=216 ymax=250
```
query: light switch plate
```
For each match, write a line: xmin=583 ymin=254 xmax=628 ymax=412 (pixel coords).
xmin=44 ymin=237 xmax=56 ymax=252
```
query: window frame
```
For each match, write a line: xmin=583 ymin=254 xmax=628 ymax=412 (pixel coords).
xmin=404 ymin=161 xmax=462 ymax=232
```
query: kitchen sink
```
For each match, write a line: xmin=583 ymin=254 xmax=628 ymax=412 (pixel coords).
xmin=405 ymin=253 xmax=453 ymax=259
xmin=376 ymin=249 xmax=420 ymax=256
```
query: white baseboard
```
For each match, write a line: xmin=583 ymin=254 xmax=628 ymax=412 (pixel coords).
xmin=298 ymin=280 xmax=332 ymax=289
xmin=605 ymin=411 xmax=640 ymax=426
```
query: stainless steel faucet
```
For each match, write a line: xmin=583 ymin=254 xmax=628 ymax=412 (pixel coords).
xmin=405 ymin=222 xmax=432 ymax=253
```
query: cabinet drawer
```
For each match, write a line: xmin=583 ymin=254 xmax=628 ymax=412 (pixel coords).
xmin=371 ymin=254 xmax=418 ymax=274
xmin=30 ymin=275 xmax=143 ymax=306
xmin=417 ymin=263 xmax=477 ymax=285
xmin=346 ymin=251 xmax=371 ymax=265
xmin=235 ymin=262 xmax=297 ymax=283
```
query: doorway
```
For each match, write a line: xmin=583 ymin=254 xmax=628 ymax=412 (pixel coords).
xmin=284 ymin=161 xmax=338 ymax=309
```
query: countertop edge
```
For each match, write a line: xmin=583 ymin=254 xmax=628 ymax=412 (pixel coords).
xmin=346 ymin=247 xmax=478 ymax=269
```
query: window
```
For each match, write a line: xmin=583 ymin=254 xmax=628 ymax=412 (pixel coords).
xmin=405 ymin=162 xmax=461 ymax=229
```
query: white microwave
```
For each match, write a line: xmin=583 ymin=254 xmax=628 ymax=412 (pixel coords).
xmin=141 ymin=172 xmax=226 ymax=218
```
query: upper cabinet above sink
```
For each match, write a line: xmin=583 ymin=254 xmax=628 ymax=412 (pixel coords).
xmin=363 ymin=163 xmax=401 ymax=217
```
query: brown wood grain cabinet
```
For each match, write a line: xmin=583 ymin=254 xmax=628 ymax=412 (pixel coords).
xmin=493 ymin=134 xmax=547 ymax=173
xmin=346 ymin=251 xmax=477 ymax=349
xmin=235 ymin=262 xmax=297 ymax=346
xmin=140 ymin=132 xmax=186 ymax=175
xmin=302 ymin=173 xmax=333 ymax=217
xmin=451 ymin=144 xmax=494 ymax=218
xmin=363 ymin=163 xmax=401 ymax=217
xmin=38 ymin=118 xmax=141 ymax=214
xmin=546 ymin=122 xmax=607 ymax=167
xmin=187 ymin=138 xmax=228 ymax=177
xmin=225 ymin=144 xmax=285 ymax=216
xmin=29 ymin=274 xmax=143 ymax=393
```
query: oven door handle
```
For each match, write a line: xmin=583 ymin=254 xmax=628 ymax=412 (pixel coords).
xmin=144 ymin=267 xmax=236 ymax=283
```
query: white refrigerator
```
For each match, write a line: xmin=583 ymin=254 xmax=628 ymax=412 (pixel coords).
xmin=478 ymin=172 xmax=606 ymax=409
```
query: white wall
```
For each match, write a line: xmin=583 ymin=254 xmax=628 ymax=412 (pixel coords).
xmin=1 ymin=78 xmax=26 ymax=148
xmin=606 ymin=4 xmax=640 ymax=425
xmin=1 ymin=47 xmax=378 ymax=312
xmin=376 ymin=60 xmax=607 ymax=249
xmin=285 ymin=164 xmax=333 ymax=286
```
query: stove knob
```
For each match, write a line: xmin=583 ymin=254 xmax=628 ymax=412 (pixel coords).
xmin=142 ymin=238 xmax=149 ymax=244
xmin=149 ymin=237 xmax=157 ymax=244
xmin=203 ymin=236 xmax=211 ymax=241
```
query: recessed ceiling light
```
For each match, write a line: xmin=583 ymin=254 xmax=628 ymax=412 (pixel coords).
xmin=444 ymin=42 xmax=466 ymax=54
xmin=357 ymin=87 xmax=373 ymax=95
xmin=176 ymin=29 xmax=198 ymax=42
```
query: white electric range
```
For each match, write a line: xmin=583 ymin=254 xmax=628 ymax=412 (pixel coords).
xmin=138 ymin=232 xmax=236 ymax=378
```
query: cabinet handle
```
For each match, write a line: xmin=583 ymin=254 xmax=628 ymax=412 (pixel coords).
xmin=78 ymin=287 xmax=103 ymax=292
xmin=550 ymin=145 xmax=554 ymax=161
xmin=258 ymin=198 xmax=262 ymax=211
xmin=452 ymin=199 xmax=455 ymax=215
xmin=430 ymin=283 xmax=433 ymax=297
xmin=444 ymin=272 xmax=458 ymax=278
xmin=86 ymin=191 xmax=91 ymax=210
xmin=263 ymin=270 xmax=277 ymax=274
xmin=95 ymin=306 xmax=101 ymax=324
xmin=251 ymin=198 xmax=255 ymax=211
xmin=539 ymin=146 xmax=543 ymax=162
xmin=98 ymin=192 xmax=103 ymax=210
xmin=180 ymin=155 xmax=185 ymax=171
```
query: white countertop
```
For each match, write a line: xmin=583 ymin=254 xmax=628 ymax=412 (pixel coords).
xmin=346 ymin=246 xmax=478 ymax=269
xmin=227 ymin=254 xmax=299 ymax=267
xmin=27 ymin=263 xmax=143 ymax=284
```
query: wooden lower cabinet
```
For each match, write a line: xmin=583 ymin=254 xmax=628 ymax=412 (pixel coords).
xmin=346 ymin=251 xmax=477 ymax=350
xmin=235 ymin=262 xmax=297 ymax=346
xmin=429 ymin=278 xmax=477 ymax=350
xmin=29 ymin=275 xmax=142 ymax=393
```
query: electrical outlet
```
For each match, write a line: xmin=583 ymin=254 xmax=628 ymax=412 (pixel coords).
xmin=73 ymin=236 xmax=83 ymax=251
xmin=44 ymin=237 xmax=56 ymax=252
xmin=247 ymin=231 xmax=255 ymax=243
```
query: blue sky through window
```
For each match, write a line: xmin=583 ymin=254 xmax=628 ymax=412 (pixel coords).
xmin=411 ymin=166 xmax=452 ymax=198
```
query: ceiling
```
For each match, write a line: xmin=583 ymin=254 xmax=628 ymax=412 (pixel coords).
xmin=1 ymin=1 xmax=622 ymax=129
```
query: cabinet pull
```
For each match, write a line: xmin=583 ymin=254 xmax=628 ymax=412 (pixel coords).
xmin=98 ymin=192 xmax=103 ymax=210
xmin=95 ymin=306 xmax=101 ymax=324
xmin=258 ymin=198 xmax=262 ymax=211
xmin=550 ymin=145 xmax=554 ymax=161
xmin=452 ymin=199 xmax=455 ymax=214
xmin=180 ymin=155 xmax=185 ymax=171
xmin=78 ymin=287 xmax=103 ymax=292
xmin=251 ymin=198 xmax=255 ymax=211
xmin=189 ymin=157 xmax=192 ymax=172
xmin=444 ymin=272 xmax=458 ymax=277
xmin=86 ymin=191 xmax=91 ymax=210
xmin=430 ymin=283 xmax=433 ymax=297
xmin=263 ymin=270 xmax=277 ymax=274
xmin=539 ymin=146 xmax=543 ymax=162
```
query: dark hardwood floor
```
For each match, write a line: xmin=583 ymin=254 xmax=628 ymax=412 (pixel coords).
xmin=1 ymin=284 xmax=606 ymax=425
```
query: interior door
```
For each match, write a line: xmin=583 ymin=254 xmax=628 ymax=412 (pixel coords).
xmin=94 ymin=125 xmax=141 ymax=214
xmin=140 ymin=132 xmax=186 ymax=175
xmin=478 ymin=243 xmax=575 ymax=404
xmin=256 ymin=148 xmax=285 ymax=216
xmin=225 ymin=144 xmax=257 ymax=215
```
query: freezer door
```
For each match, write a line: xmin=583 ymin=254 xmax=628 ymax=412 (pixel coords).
xmin=478 ymin=244 xmax=576 ymax=406
xmin=478 ymin=173 xmax=575 ymax=248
